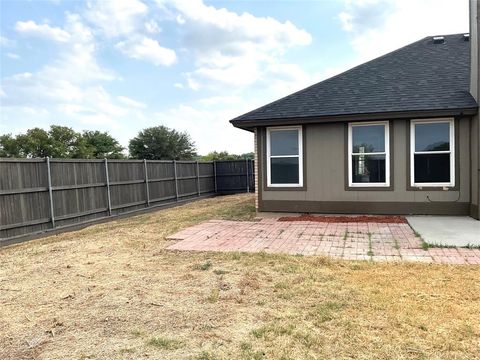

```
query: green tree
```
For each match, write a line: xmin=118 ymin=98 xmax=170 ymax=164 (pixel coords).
xmin=201 ymin=151 xmax=240 ymax=161
xmin=200 ymin=151 xmax=254 ymax=161
xmin=0 ymin=134 xmax=20 ymax=158
xmin=48 ymin=125 xmax=86 ymax=158
xmin=82 ymin=130 xmax=125 ymax=159
xmin=239 ymin=152 xmax=254 ymax=160
xmin=0 ymin=126 xmax=125 ymax=159
xmin=128 ymin=126 xmax=197 ymax=160
xmin=15 ymin=128 xmax=53 ymax=158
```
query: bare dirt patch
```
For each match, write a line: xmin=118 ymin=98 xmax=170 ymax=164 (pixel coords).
xmin=1 ymin=194 xmax=479 ymax=359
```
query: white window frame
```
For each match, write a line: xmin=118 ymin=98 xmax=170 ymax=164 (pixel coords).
xmin=410 ymin=118 xmax=455 ymax=188
xmin=266 ymin=126 xmax=303 ymax=187
xmin=348 ymin=121 xmax=390 ymax=187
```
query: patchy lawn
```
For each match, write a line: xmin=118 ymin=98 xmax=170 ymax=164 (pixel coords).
xmin=0 ymin=194 xmax=479 ymax=359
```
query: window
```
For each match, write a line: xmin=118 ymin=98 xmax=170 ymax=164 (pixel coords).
xmin=348 ymin=121 xmax=390 ymax=187
xmin=410 ymin=119 xmax=454 ymax=187
xmin=266 ymin=126 xmax=303 ymax=187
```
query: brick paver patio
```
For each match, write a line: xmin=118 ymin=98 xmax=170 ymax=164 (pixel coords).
xmin=167 ymin=219 xmax=480 ymax=264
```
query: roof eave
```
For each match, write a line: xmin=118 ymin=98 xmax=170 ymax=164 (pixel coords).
xmin=230 ymin=107 xmax=479 ymax=131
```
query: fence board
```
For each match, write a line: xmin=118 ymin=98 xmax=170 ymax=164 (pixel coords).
xmin=215 ymin=160 xmax=255 ymax=194
xmin=0 ymin=158 xmax=253 ymax=244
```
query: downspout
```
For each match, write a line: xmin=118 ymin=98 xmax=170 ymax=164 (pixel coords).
xmin=470 ymin=0 xmax=480 ymax=218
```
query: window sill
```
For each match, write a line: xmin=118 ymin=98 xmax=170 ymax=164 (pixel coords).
xmin=345 ymin=184 xmax=393 ymax=191
xmin=408 ymin=184 xmax=456 ymax=191
xmin=264 ymin=185 xmax=306 ymax=191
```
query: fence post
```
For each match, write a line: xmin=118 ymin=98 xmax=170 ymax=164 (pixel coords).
xmin=173 ymin=160 xmax=179 ymax=201
xmin=245 ymin=158 xmax=250 ymax=193
xmin=213 ymin=161 xmax=217 ymax=193
xmin=196 ymin=161 xmax=201 ymax=196
xmin=46 ymin=157 xmax=55 ymax=228
xmin=144 ymin=159 xmax=150 ymax=207
xmin=104 ymin=158 xmax=112 ymax=216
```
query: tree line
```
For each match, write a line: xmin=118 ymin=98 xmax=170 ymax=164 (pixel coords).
xmin=0 ymin=125 xmax=253 ymax=160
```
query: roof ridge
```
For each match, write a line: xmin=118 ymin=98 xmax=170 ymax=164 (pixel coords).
xmin=230 ymin=35 xmax=432 ymax=123
xmin=230 ymin=33 xmax=462 ymax=123
xmin=230 ymin=33 xmax=475 ymax=125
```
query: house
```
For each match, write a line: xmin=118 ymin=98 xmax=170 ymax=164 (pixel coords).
xmin=231 ymin=1 xmax=480 ymax=219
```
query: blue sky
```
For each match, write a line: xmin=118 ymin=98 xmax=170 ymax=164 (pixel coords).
xmin=0 ymin=0 xmax=469 ymax=155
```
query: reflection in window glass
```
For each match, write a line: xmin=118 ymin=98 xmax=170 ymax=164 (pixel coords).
xmin=267 ymin=128 xmax=302 ymax=186
xmin=271 ymin=157 xmax=299 ymax=184
xmin=352 ymin=125 xmax=385 ymax=153
xmin=412 ymin=120 xmax=453 ymax=185
xmin=352 ymin=155 xmax=386 ymax=183
xmin=349 ymin=122 xmax=388 ymax=186
xmin=414 ymin=123 xmax=450 ymax=151
xmin=270 ymin=130 xmax=299 ymax=156
xmin=414 ymin=154 xmax=450 ymax=183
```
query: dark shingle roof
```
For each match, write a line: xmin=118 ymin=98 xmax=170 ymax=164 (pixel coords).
xmin=231 ymin=34 xmax=477 ymax=128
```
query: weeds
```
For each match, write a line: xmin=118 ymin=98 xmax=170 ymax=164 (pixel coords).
xmin=131 ymin=329 xmax=144 ymax=337
xmin=367 ymin=233 xmax=374 ymax=257
xmin=193 ymin=260 xmax=212 ymax=271
xmin=213 ymin=269 xmax=229 ymax=275
xmin=147 ymin=337 xmax=183 ymax=350
xmin=238 ymin=273 xmax=260 ymax=294
xmin=393 ymin=238 xmax=400 ymax=251
xmin=251 ymin=326 xmax=268 ymax=339
xmin=197 ymin=351 xmax=217 ymax=360
xmin=240 ymin=341 xmax=264 ymax=360
xmin=206 ymin=288 xmax=220 ymax=303
xmin=314 ymin=301 xmax=343 ymax=323
xmin=465 ymin=243 xmax=480 ymax=249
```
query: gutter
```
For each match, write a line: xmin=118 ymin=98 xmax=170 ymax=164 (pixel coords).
xmin=230 ymin=107 xmax=479 ymax=131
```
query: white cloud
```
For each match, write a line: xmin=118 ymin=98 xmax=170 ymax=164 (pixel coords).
xmin=2 ymin=12 xmax=156 ymax=154
xmin=85 ymin=0 xmax=148 ymax=37
xmin=2 ymin=14 xmax=132 ymax=130
xmin=117 ymin=95 xmax=147 ymax=108
xmin=176 ymin=14 xmax=185 ymax=25
xmin=7 ymin=53 xmax=20 ymax=60
xmin=145 ymin=19 xmax=161 ymax=33
xmin=115 ymin=36 xmax=176 ymax=66
xmin=15 ymin=20 xmax=71 ymax=42
xmin=338 ymin=0 xmax=469 ymax=62
xmin=157 ymin=0 xmax=312 ymax=90
xmin=85 ymin=1 xmax=175 ymax=67
xmin=197 ymin=95 xmax=242 ymax=106
xmin=2 ymin=0 xmax=320 ymax=155
xmin=154 ymin=103 xmax=255 ymax=155
xmin=0 ymin=36 xmax=14 ymax=46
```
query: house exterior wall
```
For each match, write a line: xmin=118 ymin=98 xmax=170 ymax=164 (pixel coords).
xmin=257 ymin=118 xmax=472 ymax=215
xmin=254 ymin=128 xmax=259 ymax=210
xmin=471 ymin=118 xmax=479 ymax=212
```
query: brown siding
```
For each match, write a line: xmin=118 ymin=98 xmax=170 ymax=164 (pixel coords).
xmin=258 ymin=118 xmax=472 ymax=215
xmin=254 ymin=128 xmax=259 ymax=210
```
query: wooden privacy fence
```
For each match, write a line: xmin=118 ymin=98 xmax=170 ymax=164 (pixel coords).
xmin=215 ymin=160 xmax=254 ymax=194
xmin=0 ymin=158 xmax=254 ymax=245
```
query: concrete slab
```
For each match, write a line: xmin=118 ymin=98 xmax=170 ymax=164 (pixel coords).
xmin=406 ymin=216 xmax=480 ymax=247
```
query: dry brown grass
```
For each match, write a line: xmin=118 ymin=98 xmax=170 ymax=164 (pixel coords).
xmin=0 ymin=194 xmax=479 ymax=360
